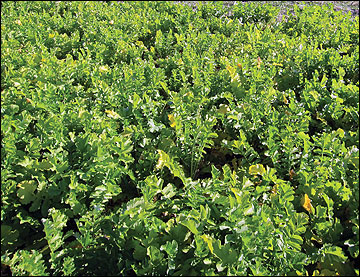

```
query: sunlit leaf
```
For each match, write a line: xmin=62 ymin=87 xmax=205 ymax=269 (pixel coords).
xmin=201 ymin=234 xmax=214 ymax=254
xmin=249 ymin=164 xmax=266 ymax=176
xmin=17 ymin=180 xmax=37 ymax=204
xmin=181 ymin=219 xmax=199 ymax=235
xmin=105 ymin=110 xmax=120 ymax=119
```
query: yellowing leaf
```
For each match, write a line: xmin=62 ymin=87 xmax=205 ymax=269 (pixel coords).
xmin=156 ymin=149 xmax=189 ymax=186
xmin=226 ymin=64 xmax=236 ymax=78
xmin=156 ymin=149 xmax=168 ymax=169
xmin=249 ymin=164 xmax=266 ymax=176
xmin=168 ymin=114 xmax=176 ymax=128
xmin=105 ymin=110 xmax=120 ymax=119
xmin=78 ymin=107 xmax=86 ymax=118
xmin=201 ymin=234 xmax=214 ymax=254
xmin=283 ymin=94 xmax=288 ymax=104
xmin=301 ymin=194 xmax=313 ymax=213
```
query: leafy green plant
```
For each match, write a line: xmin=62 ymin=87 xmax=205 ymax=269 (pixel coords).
xmin=1 ymin=1 xmax=358 ymax=276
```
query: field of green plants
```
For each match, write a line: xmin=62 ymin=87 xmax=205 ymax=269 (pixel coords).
xmin=1 ymin=1 xmax=359 ymax=276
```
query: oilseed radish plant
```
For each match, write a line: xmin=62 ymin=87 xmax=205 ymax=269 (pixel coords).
xmin=1 ymin=1 xmax=359 ymax=276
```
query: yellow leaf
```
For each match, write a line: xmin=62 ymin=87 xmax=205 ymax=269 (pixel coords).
xmin=249 ymin=164 xmax=266 ymax=176
xmin=105 ymin=110 xmax=120 ymax=119
xmin=283 ymin=94 xmax=288 ymax=104
xmin=226 ymin=64 xmax=236 ymax=78
xmin=301 ymin=194 xmax=313 ymax=213
xmin=201 ymin=234 xmax=214 ymax=254
xmin=168 ymin=114 xmax=176 ymax=128
xmin=156 ymin=149 xmax=168 ymax=169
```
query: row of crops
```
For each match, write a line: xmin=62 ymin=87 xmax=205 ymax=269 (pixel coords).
xmin=1 ymin=1 xmax=359 ymax=275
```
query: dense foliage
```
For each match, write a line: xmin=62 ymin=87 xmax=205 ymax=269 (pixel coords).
xmin=1 ymin=1 xmax=359 ymax=276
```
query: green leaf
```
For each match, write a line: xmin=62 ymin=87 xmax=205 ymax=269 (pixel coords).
xmin=181 ymin=219 xmax=199 ymax=235
xmin=212 ymin=239 xmax=238 ymax=264
xmin=211 ymin=164 xmax=221 ymax=179
xmin=162 ymin=183 xmax=177 ymax=199
xmin=160 ymin=240 xmax=178 ymax=257
xmin=62 ymin=256 xmax=76 ymax=276
xmin=18 ymin=156 xmax=34 ymax=169
xmin=5 ymin=250 xmax=49 ymax=276
xmin=133 ymin=242 xmax=147 ymax=261
xmin=147 ymin=245 xmax=164 ymax=265
xmin=156 ymin=149 xmax=189 ymax=185
xmin=42 ymin=208 xmax=68 ymax=253
xmin=1 ymin=224 xmax=19 ymax=247
xmin=17 ymin=180 xmax=37 ymax=204
xmin=130 ymin=93 xmax=141 ymax=108
xmin=288 ymin=234 xmax=303 ymax=251
xmin=323 ymin=245 xmax=348 ymax=263
xmin=37 ymin=160 xmax=55 ymax=170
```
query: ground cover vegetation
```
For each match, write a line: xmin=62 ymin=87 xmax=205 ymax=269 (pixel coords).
xmin=1 ymin=1 xmax=359 ymax=276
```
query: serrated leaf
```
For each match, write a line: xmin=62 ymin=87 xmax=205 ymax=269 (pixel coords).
xmin=213 ymin=239 xmax=238 ymax=264
xmin=156 ymin=150 xmax=189 ymax=185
